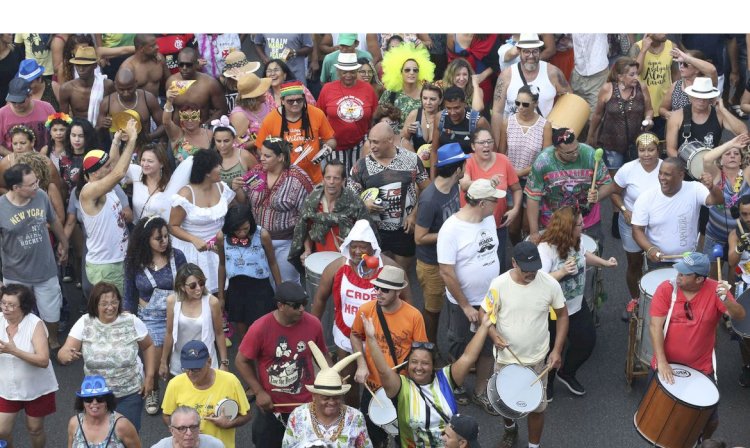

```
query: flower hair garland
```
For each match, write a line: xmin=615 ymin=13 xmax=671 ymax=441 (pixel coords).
xmin=44 ymin=112 xmax=73 ymax=129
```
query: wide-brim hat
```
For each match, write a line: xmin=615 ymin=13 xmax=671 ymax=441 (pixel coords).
xmin=77 ymin=375 xmax=113 ymax=398
xmin=516 ymin=33 xmax=544 ymax=49
xmin=17 ymin=59 xmax=45 ymax=82
xmin=70 ymin=46 xmax=98 ymax=65
xmin=223 ymin=51 xmax=261 ymax=80
xmin=684 ymin=77 xmax=720 ymax=99
xmin=238 ymin=73 xmax=272 ymax=99
xmin=306 ymin=341 xmax=361 ymax=396
xmin=111 ymin=109 xmax=142 ymax=133
xmin=334 ymin=52 xmax=362 ymax=71
xmin=371 ymin=265 xmax=408 ymax=290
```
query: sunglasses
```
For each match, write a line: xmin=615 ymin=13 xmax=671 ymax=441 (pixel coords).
xmin=285 ymin=98 xmax=304 ymax=105
xmin=684 ymin=302 xmax=693 ymax=321
xmin=178 ymin=62 xmax=194 ymax=68
xmin=373 ymin=285 xmax=391 ymax=293
xmin=282 ymin=301 xmax=307 ymax=309
xmin=83 ymin=396 xmax=107 ymax=403
xmin=515 ymin=100 xmax=531 ymax=108
xmin=186 ymin=280 xmax=206 ymax=290
xmin=403 ymin=68 xmax=419 ymax=73
xmin=679 ymin=62 xmax=691 ymax=68
xmin=411 ymin=341 xmax=436 ymax=351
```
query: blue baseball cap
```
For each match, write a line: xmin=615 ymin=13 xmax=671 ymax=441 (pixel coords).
xmin=436 ymin=143 xmax=471 ymax=168
xmin=674 ymin=252 xmax=710 ymax=277
xmin=180 ymin=340 xmax=210 ymax=369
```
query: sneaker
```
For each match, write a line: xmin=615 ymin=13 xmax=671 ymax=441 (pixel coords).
xmin=557 ymin=371 xmax=586 ymax=396
xmin=499 ymin=424 xmax=518 ymax=448
xmin=145 ymin=390 xmax=160 ymax=415
xmin=740 ymin=365 xmax=750 ymax=388
xmin=62 ymin=265 xmax=73 ymax=283
xmin=546 ymin=377 xmax=554 ymax=403
xmin=471 ymin=391 xmax=499 ymax=416
xmin=453 ymin=386 xmax=469 ymax=405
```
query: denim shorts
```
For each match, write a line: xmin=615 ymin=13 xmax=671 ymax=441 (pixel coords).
xmin=618 ymin=213 xmax=641 ymax=253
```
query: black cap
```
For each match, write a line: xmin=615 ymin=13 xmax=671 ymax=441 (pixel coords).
xmin=450 ymin=414 xmax=481 ymax=448
xmin=513 ymin=241 xmax=542 ymax=271
xmin=274 ymin=281 xmax=308 ymax=303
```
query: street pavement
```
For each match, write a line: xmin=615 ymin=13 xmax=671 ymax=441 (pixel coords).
xmin=13 ymin=200 xmax=750 ymax=447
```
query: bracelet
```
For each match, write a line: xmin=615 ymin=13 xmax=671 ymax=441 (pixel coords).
xmin=164 ymin=103 xmax=174 ymax=113
xmin=620 ymin=205 xmax=627 ymax=212
xmin=646 ymin=246 xmax=658 ymax=256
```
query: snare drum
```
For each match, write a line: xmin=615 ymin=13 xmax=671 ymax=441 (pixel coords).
xmin=486 ymin=364 xmax=543 ymax=419
xmin=637 ymin=268 xmax=677 ymax=366
xmin=215 ymin=398 xmax=239 ymax=420
xmin=677 ymin=141 xmax=709 ymax=179
xmin=367 ymin=388 xmax=398 ymax=435
xmin=731 ymin=289 xmax=750 ymax=338
xmin=634 ymin=363 xmax=719 ymax=448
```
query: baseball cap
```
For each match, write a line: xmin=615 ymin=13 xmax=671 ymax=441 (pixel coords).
xmin=673 ymin=252 xmax=710 ymax=277
xmin=180 ymin=340 xmax=210 ymax=369
xmin=513 ymin=241 xmax=542 ymax=272
xmin=450 ymin=414 xmax=481 ymax=448
xmin=467 ymin=178 xmax=506 ymax=200
xmin=337 ymin=34 xmax=359 ymax=47
xmin=436 ymin=142 xmax=471 ymax=168
xmin=6 ymin=78 xmax=31 ymax=103
xmin=274 ymin=281 xmax=309 ymax=304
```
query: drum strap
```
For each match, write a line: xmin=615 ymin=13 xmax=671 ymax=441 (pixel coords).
xmin=516 ymin=62 xmax=544 ymax=116
xmin=414 ymin=380 xmax=450 ymax=445
xmin=376 ymin=304 xmax=400 ymax=368
xmin=681 ymin=106 xmax=692 ymax=142
xmin=663 ymin=280 xmax=678 ymax=339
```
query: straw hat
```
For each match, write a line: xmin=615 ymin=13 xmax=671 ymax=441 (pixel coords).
xmin=371 ymin=265 xmax=408 ymax=290
xmin=305 ymin=341 xmax=361 ymax=396
xmin=70 ymin=46 xmax=98 ymax=65
xmin=223 ymin=51 xmax=261 ymax=80
xmin=238 ymin=73 xmax=272 ymax=99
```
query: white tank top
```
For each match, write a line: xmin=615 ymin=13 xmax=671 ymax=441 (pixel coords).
xmin=81 ymin=190 xmax=129 ymax=264
xmin=505 ymin=61 xmax=557 ymax=118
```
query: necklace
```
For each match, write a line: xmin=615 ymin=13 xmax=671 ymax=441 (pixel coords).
xmin=309 ymin=403 xmax=345 ymax=442
xmin=424 ymin=114 xmax=433 ymax=130
xmin=117 ymin=91 xmax=139 ymax=110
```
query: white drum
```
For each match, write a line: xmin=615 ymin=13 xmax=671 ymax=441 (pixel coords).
xmin=367 ymin=388 xmax=398 ymax=435
xmin=637 ymin=268 xmax=677 ymax=366
xmin=486 ymin=364 xmax=543 ymax=419
xmin=678 ymin=141 xmax=709 ymax=179
xmin=305 ymin=251 xmax=343 ymax=351
xmin=215 ymin=398 xmax=239 ymax=420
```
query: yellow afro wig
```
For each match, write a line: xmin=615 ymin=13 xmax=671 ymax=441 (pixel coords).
xmin=380 ymin=43 xmax=435 ymax=92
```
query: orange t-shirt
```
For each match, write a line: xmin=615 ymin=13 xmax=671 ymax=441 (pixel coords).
xmin=350 ymin=300 xmax=427 ymax=390
xmin=255 ymin=105 xmax=335 ymax=185
xmin=461 ymin=153 xmax=520 ymax=228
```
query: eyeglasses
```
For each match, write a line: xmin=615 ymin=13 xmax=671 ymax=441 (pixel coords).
xmin=684 ymin=302 xmax=693 ymax=321
xmin=282 ymin=301 xmax=307 ymax=309
xmin=521 ymin=49 xmax=540 ymax=56
xmin=373 ymin=286 xmax=391 ymax=293
xmin=21 ymin=179 xmax=39 ymax=189
xmin=515 ymin=100 xmax=531 ymax=108
xmin=186 ymin=280 xmax=206 ymax=290
xmin=411 ymin=341 xmax=436 ymax=351
xmin=358 ymin=70 xmax=374 ymax=76
xmin=171 ymin=424 xmax=200 ymax=434
xmin=178 ymin=62 xmax=194 ymax=68
xmin=0 ymin=301 xmax=18 ymax=310
xmin=266 ymin=68 xmax=282 ymax=74
xmin=82 ymin=396 xmax=107 ymax=403
xmin=483 ymin=198 xmax=499 ymax=204
xmin=403 ymin=68 xmax=419 ymax=73
xmin=98 ymin=301 xmax=119 ymax=309
xmin=284 ymin=98 xmax=304 ymax=105
xmin=475 ymin=139 xmax=494 ymax=147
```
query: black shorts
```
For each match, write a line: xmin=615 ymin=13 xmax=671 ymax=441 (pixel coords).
xmin=226 ymin=275 xmax=275 ymax=325
xmin=379 ymin=228 xmax=416 ymax=257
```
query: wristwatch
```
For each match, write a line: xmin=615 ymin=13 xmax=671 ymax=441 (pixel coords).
xmin=220 ymin=359 xmax=230 ymax=366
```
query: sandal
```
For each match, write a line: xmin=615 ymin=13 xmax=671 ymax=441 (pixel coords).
xmin=453 ymin=386 xmax=469 ymax=405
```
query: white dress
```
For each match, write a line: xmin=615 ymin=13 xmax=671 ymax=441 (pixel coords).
xmin=171 ymin=182 xmax=235 ymax=293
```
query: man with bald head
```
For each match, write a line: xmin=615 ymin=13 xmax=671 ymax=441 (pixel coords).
xmin=347 ymin=122 xmax=431 ymax=270
xmin=632 ymin=157 xmax=724 ymax=268
xmin=165 ymin=47 xmax=226 ymax=124
xmin=120 ymin=34 xmax=171 ymax=98
xmin=97 ymin=67 xmax=164 ymax=142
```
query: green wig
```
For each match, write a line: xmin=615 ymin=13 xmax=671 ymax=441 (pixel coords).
xmin=380 ymin=42 xmax=435 ymax=92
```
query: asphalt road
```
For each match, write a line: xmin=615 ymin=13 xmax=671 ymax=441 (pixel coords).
xmin=12 ymin=200 xmax=750 ymax=447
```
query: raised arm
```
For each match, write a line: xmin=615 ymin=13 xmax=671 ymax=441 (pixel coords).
xmin=79 ymin=120 xmax=137 ymax=206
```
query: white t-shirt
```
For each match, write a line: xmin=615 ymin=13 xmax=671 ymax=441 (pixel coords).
xmin=538 ymin=242 xmax=587 ymax=314
xmin=125 ymin=164 xmax=171 ymax=221
xmin=497 ymin=42 xmax=520 ymax=72
xmin=631 ymin=182 xmax=710 ymax=256
xmin=437 ymin=214 xmax=499 ymax=306
xmin=151 ymin=434 xmax=224 ymax=448
xmin=613 ymin=159 xmax=662 ymax=210
xmin=481 ymin=270 xmax=565 ymax=364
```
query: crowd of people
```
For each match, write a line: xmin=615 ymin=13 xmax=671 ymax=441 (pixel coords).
xmin=0 ymin=31 xmax=749 ymax=448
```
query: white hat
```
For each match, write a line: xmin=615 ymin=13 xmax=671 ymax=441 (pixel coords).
xmin=305 ymin=341 xmax=361 ymax=396
xmin=467 ymin=178 xmax=506 ymax=200
xmin=684 ymin=77 xmax=720 ymax=99
xmin=334 ymin=52 xmax=362 ymax=71
xmin=340 ymin=219 xmax=381 ymax=261
xmin=516 ymin=33 xmax=544 ymax=49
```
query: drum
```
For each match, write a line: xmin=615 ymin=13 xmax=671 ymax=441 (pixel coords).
xmin=637 ymin=268 xmax=677 ymax=366
xmin=486 ymin=364 xmax=543 ymax=419
xmin=677 ymin=141 xmax=709 ymax=179
xmin=367 ymin=388 xmax=398 ymax=435
xmin=215 ymin=398 xmax=239 ymax=420
xmin=305 ymin=251 xmax=343 ymax=352
xmin=731 ymin=289 xmax=750 ymax=338
xmin=634 ymin=363 xmax=719 ymax=448
xmin=546 ymin=93 xmax=590 ymax=137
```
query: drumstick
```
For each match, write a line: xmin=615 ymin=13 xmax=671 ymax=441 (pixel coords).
xmin=273 ymin=403 xmax=308 ymax=407
xmin=529 ymin=364 xmax=555 ymax=387
xmin=293 ymin=145 xmax=314 ymax=166
xmin=660 ymin=252 xmax=692 ymax=260
xmin=505 ymin=346 xmax=525 ymax=366
xmin=712 ymin=244 xmax=724 ymax=283
xmin=341 ymin=360 xmax=408 ymax=383
xmin=590 ymin=148 xmax=604 ymax=193
xmin=364 ymin=383 xmax=382 ymax=407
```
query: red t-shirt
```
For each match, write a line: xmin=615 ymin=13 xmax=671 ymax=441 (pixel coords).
xmin=649 ymin=278 xmax=730 ymax=375
xmin=461 ymin=153 xmax=520 ymax=228
xmin=156 ymin=34 xmax=195 ymax=74
xmin=239 ymin=312 xmax=327 ymax=413
xmin=317 ymin=80 xmax=378 ymax=150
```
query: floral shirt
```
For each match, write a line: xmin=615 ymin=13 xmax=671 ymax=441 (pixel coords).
xmin=282 ymin=403 xmax=372 ymax=448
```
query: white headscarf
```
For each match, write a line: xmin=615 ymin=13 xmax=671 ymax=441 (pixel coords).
xmin=339 ymin=219 xmax=381 ymax=263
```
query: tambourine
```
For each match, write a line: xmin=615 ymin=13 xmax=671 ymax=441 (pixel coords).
xmin=215 ymin=398 xmax=239 ymax=420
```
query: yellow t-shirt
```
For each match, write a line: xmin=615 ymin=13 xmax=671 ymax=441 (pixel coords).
xmin=14 ymin=34 xmax=53 ymax=76
xmin=161 ymin=369 xmax=251 ymax=448
xmin=636 ymin=39 xmax=674 ymax=117
xmin=101 ymin=34 xmax=136 ymax=48
xmin=481 ymin=270 xmax=566 ymax=365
